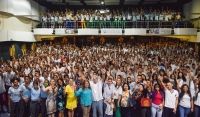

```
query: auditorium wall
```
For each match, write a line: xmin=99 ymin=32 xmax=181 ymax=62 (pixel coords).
xmin=0 ymin=0 xmax=44 ymax=60
xmin=183 ymin=0 xmax=200 ymax=20
xmin=0 ymin=42 xmax=33 ymax=61
xmin=0 ymin=13 xmax=38 ymax=32
xmin=0 ymin=0 xmax=46 ymax=21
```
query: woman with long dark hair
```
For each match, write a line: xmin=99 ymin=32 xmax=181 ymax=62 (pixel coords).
xmin=178 ymin=84 xmax=193 ymax=117
xmin=151 ymin=83 xmax=165 ymax=117
xmin=177 ymin=72 xmax=187 ymax=89
xmin=57 ymin=78 xmax=66 ymax=117
xmin=120 ymin=83 xmax=132 ymax=117
xmin=169 ymin=74 xmax=177 ymax=90
xmin=151 ymin=74 xmax=158 ymax=87
xmin=134 ymin=83 xmax=149 ymax=117
xmin=114 ymin=77 xmax=122 ymax=117
xmin=75 ymin=80 xmax=92 ymax=117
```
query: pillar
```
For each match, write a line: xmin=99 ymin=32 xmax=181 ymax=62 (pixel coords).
xmin=195 ymin=43 xmax=199 ymax=53
xmin=73 ymin=36 xmax=76 ymax=45
xmin=151 ymin=37 xmax=153 ymax=42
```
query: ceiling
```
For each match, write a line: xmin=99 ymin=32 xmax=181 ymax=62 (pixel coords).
xmin=45 ymin=0 xmax=185 ymax=6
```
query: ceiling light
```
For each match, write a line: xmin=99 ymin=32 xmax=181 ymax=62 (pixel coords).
xmin=101 ymin=1 xmax=104 ymax=4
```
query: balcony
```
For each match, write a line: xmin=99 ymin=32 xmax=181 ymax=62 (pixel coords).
xmin=33 ymin=21 xmax=197 ymax=36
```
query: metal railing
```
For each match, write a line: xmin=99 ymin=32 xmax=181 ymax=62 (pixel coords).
xmin=37 ymin=20 xmax=194 ymax=29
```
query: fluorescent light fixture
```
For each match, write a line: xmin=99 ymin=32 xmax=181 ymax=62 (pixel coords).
xmin=101 ymin=1 xmax=104 ymax=4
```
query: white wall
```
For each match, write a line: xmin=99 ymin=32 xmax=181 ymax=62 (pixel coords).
xmin=183 ymin=0 xmax=200 ymax=20
xmin=0 ymin=30 xmax=36 ymax=42
xmin=0 ymin=13 xmax=38 ymax=32
xmin=0 ymin=0 xmax=46 ymax=21
xmin=197 ymin=32 xmax=200 ymax=42
xmin=125 ymin=29 xmax=146 ymax=35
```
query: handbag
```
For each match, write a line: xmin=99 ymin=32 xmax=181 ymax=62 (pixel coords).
xmin=140 ymin=97 xmax=151 ymax=107
xmin=128 ymin=93 xmax=136 ymax=107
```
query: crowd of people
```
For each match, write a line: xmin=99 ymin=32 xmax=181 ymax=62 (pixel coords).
xmin=0 ymin=40 xmax=200 ymax=117
xmin=40 ymin=7 xmax=184 ymax=29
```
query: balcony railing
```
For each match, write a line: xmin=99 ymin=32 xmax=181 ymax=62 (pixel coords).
xmin=37 ymin=20 xmax=194 ymax=29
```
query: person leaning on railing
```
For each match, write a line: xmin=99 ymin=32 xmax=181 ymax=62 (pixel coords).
xmin=81 ymin=13 xmax=86 ymax=28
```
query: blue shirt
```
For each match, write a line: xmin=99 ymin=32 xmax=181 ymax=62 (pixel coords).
xmin=129 ymin=82 xmax=144 ymax=90
xmin=40 ymin=85 xmax=48 ymax=98
xmin=8 ymin=86 xmax=21 ymax=102
xmin=132 ymin=16 xmax=136 ymax=22
xmin=31 ymin=87 xmax=41 ymax=101
xmin=20 ymin=83 xmax=31 ymax=99
xmin=75 ymin=88 xmax=92 ymax=106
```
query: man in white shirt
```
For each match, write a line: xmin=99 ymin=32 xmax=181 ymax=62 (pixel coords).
xmin=89 ymin=73 xmax=105 ymax=117
xmin=161 ymin=80 xmax=179 ymax=117
xmin=103 ymin=78 xmax=115 ymax=117
xmin=116 ymin=66 xmax=126 ymax=82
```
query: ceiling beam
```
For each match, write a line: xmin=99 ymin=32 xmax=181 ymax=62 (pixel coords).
xmin=139 ymin=0 xmax=145 ymax=5
xmin=80 ymin=0 xmax=87 ymax=6
xmin=119 ymin=0 xmax=125 ymax=6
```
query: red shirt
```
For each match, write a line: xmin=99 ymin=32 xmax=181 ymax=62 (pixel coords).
xmin=152 ymin=92 xmax=163 ymax=105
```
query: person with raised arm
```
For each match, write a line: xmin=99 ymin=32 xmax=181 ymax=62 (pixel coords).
xmin=159 ymin=77 xmax=179 ymax=117
xmin=65 ymin=78 xmax=77 ymax=117
xmin=40 ymin=79 xmax=58 ymax=117
xmin=75 ymin=80 xmax=92 ymax=117
xmin=89 ymin=69 xmax=106 ymax=117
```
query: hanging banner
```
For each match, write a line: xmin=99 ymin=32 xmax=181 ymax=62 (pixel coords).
xmin=55 ymin=29 xmax=75 ymax=34
xmin=101 ymin=29 xmax=122 ymax=35
xmin=149 ymin=28 xmax=171 ymax=35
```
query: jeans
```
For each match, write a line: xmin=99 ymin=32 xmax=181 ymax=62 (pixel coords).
xmin=103 ymin=99 xmax=107 ymax=117
xmin=151 ymin=103 xmax=163 ymax=117
xmin=194 ymin=105 xmax=200 ymax=117
xmin=10 ymin=100 xmax=20 ymax=117
xmin=121 ymin=107 xmax=131 ymax=117
xmin=163 ymin=107 xmax=176 ymax=117
xmin=40 ymin=98 xmax=47 ymax=117
xmin=105 ymin=114 xmax=113 ymax=117
xmin=92 ymin=99 xmax=103 ymax=117
xmin=30 ymin=101 xmax=40 ymax=117
xmin=19 ymin=98 xmax=30 ymax=117
xmin=179 ymin=105 xmax=190 ymax=117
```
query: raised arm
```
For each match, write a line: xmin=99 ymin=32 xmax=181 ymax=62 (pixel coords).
xmin=74 ymin=88 xmax=83 ymax=97
xmin=176 ymin=79 xmax=181 ymax=92
xmin=158 ymin=77 xmax=167 ymax=90
xmin=40 ymin=83 xmax=49 ymax=92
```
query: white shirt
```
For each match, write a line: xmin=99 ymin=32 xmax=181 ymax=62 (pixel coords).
xmin=95 ymin=16 xmax=98 ymax=20
xmin=90 ymin=80 xmax=103 ymax=101
xmin=179 ymin=94 xmax=191 ymax=108
xmin=86 ymin=15 xmax=89 ymax=20
xmin=0 ymin=76 xmax=6 ymax=93
xmin=103 ymin=83 xmax=116 ymax=99
xmin=164 ymin=89 xmax=179 ymax=108
xmin=194 ymin=93 xmax=200 ymax=106
xmin=19 ymin=77 xmax=24 ymax=86
xmin=81 ymin=14 xmax=85 ymax=20
xmin=116 ymin=71 xmax=126 ymax=79
xmin=39 ymin=76 xmax=51 ymax=83
xmin=114 ymin=86 xmax=122 ymax=99
xmin=105 ymin=103 xmax=113 ymax=115
xmin=24 ymin=68 xmax=30 ymax=76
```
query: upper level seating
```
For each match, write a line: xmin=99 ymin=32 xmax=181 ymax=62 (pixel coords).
xmin=37 ymin=7 xmax=194 ymax=29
